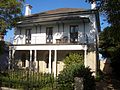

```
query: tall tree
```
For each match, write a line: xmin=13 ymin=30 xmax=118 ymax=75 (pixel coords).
xmin=0 ymin=0 xmax=24 ymax=35
xmin=88 ymin=0 xmax=120 ymax=76
xmin=0 ymin=0 xmax=24 ymax=55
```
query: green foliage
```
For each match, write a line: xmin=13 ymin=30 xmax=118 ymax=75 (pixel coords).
xmin=0 ymin=41 xmax=4 ymax=55
xmin=63 ymin=53 xmax=84 ymax=67
xmin=110 ymin=48 xmax=120 ymax=79
xmin=0 ymin=0 xmax=24 ymax=34
xmin=95 ymin=70 xmax=104 ymax=82
xmin=57 ymin=64 xmax=95 ymax=90
xmin=99 ymin=26 xmax=120 ymax=77
xmin=98 ymin=0 xmax=120 ymax=77
xmin=103 ymin=0 xmax=120 ymax=25
xmin=0 ymin=70 xmax=54 ymax=89
xmin=99 ymin=26 xmax=118 ymax=58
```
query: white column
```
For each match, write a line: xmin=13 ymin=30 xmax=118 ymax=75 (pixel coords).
xmin=12 ymin=50 xmax=15 ymax=59
xmin=84 ymin=45 xmax=87 ymax=67
xmin=8 ymin=49 xmax=11 ymax=69
xmin=11 ymin=49 xmax=15 ymax=69
xmin=54 ymin=50 xmax=57 ymax=77
xmin=34 ymin=50 xmax=37 ymax=69
xmin=49 ymin=50 xmax=52 ymax=73
xmin=26 ymin=59 xmax=29 ymax=67
xmin=30 ymin=50 xmax=32 ymax=68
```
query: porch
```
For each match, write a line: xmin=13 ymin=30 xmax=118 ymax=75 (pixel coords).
xmin=9 ymin=44 xmax=87 ymax=77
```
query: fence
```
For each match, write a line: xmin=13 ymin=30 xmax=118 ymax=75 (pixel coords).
xmin=0 ymin=68 xmax=57 ymax=90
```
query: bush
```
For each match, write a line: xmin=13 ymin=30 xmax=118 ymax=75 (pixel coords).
xmin=57 ymin=64 xmax=95 ymax=90
xmin=63 ymin=53 xmax=84 ymax=67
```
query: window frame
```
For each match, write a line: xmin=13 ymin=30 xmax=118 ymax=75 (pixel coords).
xmin=70 ymin=25 xmax=79 ymax=43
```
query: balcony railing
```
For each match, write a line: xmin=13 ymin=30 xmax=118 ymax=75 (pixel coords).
xmin=12 ymin=32 xmax=95 ymax=45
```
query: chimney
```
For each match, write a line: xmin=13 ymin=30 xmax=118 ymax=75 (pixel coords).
xmin=25 ymin=4 xmax=32 ymax=16
xmin=91 ymin=1 xmax=96 ymax=9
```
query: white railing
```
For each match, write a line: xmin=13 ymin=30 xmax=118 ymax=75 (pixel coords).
xmin=12 ymin=32 xmax=95 ymax=45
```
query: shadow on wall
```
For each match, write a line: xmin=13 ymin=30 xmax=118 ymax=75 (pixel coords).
xmin=100 ymin=58 xmax=112 ymax=74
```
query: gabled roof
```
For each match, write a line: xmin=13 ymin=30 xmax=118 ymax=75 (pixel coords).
xmin=24 ymin=8 xmax=94 ymax=18
xmin=39 ymin=8 xmax=85 ymax=14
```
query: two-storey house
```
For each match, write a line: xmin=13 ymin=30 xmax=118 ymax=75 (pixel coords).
xmin=9 ymin=4 xmax=100 ymax=77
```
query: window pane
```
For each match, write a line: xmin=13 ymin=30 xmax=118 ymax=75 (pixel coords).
xmin=70 ymin=25 xmax=78 ymax=33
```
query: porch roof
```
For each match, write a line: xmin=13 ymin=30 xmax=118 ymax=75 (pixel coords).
xmin=9 ymin=44 xmax=87 ymax=51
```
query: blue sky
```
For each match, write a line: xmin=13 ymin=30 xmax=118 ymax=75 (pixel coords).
xmin=4 ymin=0 xmax=107 ymax=41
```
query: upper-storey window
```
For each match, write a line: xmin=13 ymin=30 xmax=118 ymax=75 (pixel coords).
xmin=26 ymin=29 xmax=31 ymax=44
xmin=46 ymin=27 xmax=53 ymax=44
xmin=70 ymin=25 xmax=78 ymax=43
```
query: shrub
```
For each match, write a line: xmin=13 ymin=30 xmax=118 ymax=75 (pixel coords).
xmin=57 ymin=64 xmax=95 ymax=90
xmin=63 ymin=53 xmax=84 ymax=67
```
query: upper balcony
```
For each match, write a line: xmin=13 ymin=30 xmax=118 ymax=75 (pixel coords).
xmin=13 ymin=16 xmax=96 ymax=46
xmin=13 ymin=31 xmax=95 ymax=46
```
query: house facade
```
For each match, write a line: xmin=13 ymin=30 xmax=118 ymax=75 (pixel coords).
xmin=9 ymin=4 xmax=100 ymax=77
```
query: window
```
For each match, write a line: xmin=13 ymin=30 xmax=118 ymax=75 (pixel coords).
xmin=25 ymin=29 xmax=31 ymax=44
xmin=46 ymin=27 xmax=53 ymax=43
xmin=70 ymin=25 xmax=78 ymax=43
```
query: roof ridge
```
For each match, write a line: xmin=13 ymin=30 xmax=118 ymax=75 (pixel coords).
xmin=42 ymin=8 xmax=85 ymax=14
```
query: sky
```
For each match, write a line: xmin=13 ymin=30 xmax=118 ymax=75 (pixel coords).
xmin=4 ymin=0 xmax=108 ymax=42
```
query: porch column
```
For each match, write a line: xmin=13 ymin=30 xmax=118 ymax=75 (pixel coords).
xmin=30 ymin=50 xmax=32 ymax=68
xmin=12 ymin=50 xmax=15 ymax=60
xmin=8 ymin=49 xmax=12 ymax=69
xmin=8 ymin=50 xmax=11 ymax=69
xmin=84 ymin=45 xmax=87 ymax=67
xmin=11 ymin=49 xmax=15 ymax=69
xmin=34 ymin=50 xmax=37 ymax=69
xmin=54 ymin=50 xmax=57 ymax=77
xmin=49 ymin=50 xmax=52 ymax=73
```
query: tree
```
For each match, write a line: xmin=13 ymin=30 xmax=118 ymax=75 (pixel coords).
xmin=0 ymin=41 xmax=4 ymax=55
xmin=0 ymin=0 xmax=24 ymax=56
xmin=99 ymin=26 xmax=120 ymax=58
xmin=95 ymin=0 xmax=120 ymax=77
xmin=86 ymin=0 xmax=120 ymax=76
xmin=102 ymin=0 xmax=120 ymax=25
xmin=0 ymin=0 xmax=24 ymax=35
